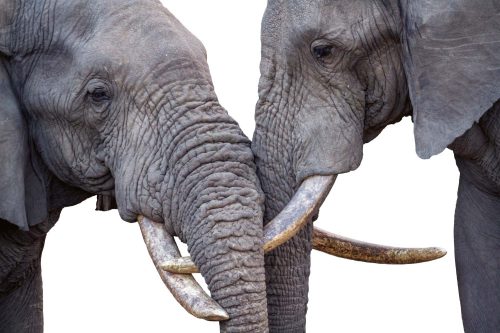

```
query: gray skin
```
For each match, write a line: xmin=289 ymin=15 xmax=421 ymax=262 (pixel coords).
xmin=252 ymin=0 xmax=500 ymax=332
xmin=0 ymin=1 xmax=268 ymax=332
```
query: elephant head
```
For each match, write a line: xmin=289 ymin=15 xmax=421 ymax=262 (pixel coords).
xmin=0 ymin=0 xmax=325 ymax=331
xmin=251 ymin=0 xmax=500 ymax=331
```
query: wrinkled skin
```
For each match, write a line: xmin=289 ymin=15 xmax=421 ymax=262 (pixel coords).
xmin=0 ymin=1 xmax=268 ymax=332
xmin=252 ymin=0 xmax=499 ymax=332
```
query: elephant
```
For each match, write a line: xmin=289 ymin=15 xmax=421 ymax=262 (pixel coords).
xmin=1 ymin=2 xmax=429 ymax=331
xmin=0 ymin=0 xmax=330 ymax=331
xmin=249 ymin=0 xmax=500 ymax=332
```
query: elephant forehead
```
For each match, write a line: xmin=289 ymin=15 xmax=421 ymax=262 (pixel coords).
xmin=73 ymin=1 xmax=208 ymax=80
xmin=263 ymin=0 xmax=321 ymax=40
xmin=263 ymin=0 xmax=370 ymax=46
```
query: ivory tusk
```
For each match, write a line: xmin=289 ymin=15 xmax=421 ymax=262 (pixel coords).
xmin=262 ymin=175 xmax=336 ymax=252
xmin=138 ymin=216 xmax=229 ymax=321
xmin=160 ymin=227 xmax=447 ymax=274
xmin=161 ymin=175 xmax=336 ymax=274
xmin=160 ymin=256 xmax=199 ymax=274
xmin=312 ymin=227 xmax=447 ymax=264
xmin=159 ymin=173 xmax=446 ymax=274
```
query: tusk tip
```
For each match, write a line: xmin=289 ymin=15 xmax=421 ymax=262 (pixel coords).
xmin=138 ymin=216 xmax=227 ymax=321
xmin=389 ymin=246 xmax=448 ymax=264
xmin=160 ymin=257 xmax=199 ymax=274
xmin=202 ymin=309 xmax=230 ymax=321
xmin=427 ymin=247 xmax=447 ymax=260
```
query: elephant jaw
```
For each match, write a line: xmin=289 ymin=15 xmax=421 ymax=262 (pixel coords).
xmin=161 ymin=175 xmax=447 ymax=274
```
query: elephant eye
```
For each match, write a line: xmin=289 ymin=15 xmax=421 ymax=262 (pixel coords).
xmin=91 ymin=89 xmax=109 ymax=101
xmin=312 ymin=44 xmax=333 ymax=60
xmin=86 ymin=79 xmax=112 ymax=107
xmin=89 ymin=87 xmax=111 ymax=103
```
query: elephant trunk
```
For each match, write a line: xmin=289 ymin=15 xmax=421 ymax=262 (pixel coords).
xmin=161 ymin=133 xmax=268 ymax=332
xmin=167 ymin=114 xmax=268 ymax=332
xmin=111 ymin=97 xmax=269 ymax=332
xmin=180 ymin=180 xmax=268 ymax=332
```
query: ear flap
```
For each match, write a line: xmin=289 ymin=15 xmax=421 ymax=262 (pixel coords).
xmin=0 ymin=60 xmax=48 ymax=230
xmin=399 ymin=0 xmax=500 ymax=159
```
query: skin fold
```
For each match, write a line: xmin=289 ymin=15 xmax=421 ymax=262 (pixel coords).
xmin=0 ymin=1 xmax=268 ymax=332
xmin=252 ymin=0 xmax=499 ymax=332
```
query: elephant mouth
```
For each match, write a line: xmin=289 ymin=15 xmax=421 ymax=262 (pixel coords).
xmin=139 ymin=175 xmax=446 ymax=321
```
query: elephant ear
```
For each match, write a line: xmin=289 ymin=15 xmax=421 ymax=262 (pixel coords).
xmin=0 ymin=60 xmax=48 ymax=230
xmin=399 ymin=0 xmax=500 ymax=159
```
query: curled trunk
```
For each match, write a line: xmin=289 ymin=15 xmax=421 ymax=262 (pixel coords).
xmin=184 ymin=180 xmax=268 ymax=333
xmin=112 ymin=96 xmax=269 ymax=332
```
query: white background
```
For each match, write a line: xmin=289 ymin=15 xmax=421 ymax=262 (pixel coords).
xmin=42 ymin=1 xmax=464 ymax=332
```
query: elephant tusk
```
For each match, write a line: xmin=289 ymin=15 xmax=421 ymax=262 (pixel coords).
xmin=160 ymin=256 xmax=199 ymax=274
xmin=137 ymin=216 xmax=229 ymax=321
xmin=263 ymin=174 xmax=446 ymax=263
xmin=159 ymin=174 xmax=445 ymax=274
xmin=262 ymin=175 xmax=337 ymax=252
xmin=312 ymin=227 xmax=447 ymax=264
xmin=161 ymin=175 xmax=337 ymax=274
xmin=161 ymin=226 xmax=447 ymax=274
